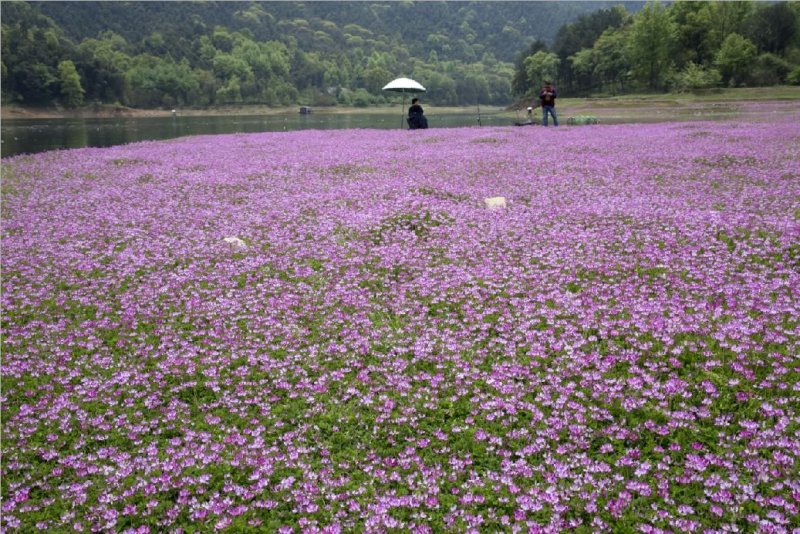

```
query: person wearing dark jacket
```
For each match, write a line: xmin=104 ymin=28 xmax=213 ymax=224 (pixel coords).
xmin=539 ymin=82 xmax=558 ymax=127
xmin=407 ymin=98 xmax=428 ymax=129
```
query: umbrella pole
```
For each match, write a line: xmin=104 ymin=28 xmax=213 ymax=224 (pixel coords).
xmin=401 ymin=92 xmax=406 ymax=129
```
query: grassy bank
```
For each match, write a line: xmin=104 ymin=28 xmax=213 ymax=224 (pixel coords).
xmin=4 ymin=86 xmax=798 ymax=121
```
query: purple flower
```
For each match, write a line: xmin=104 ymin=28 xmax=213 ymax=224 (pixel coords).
xmin=2 ymin=114 xmax=799 ymax=531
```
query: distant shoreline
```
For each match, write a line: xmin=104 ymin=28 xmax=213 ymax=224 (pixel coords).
xmin=3 ymin=87 xmax=798 ymax=121
xmin=1 ymin=103 xmax=504 ymax=121
xmin=0 ymin=104 xmax=361 ymax=120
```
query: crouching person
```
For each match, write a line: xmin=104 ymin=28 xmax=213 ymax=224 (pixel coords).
xmin=407 ymin=98 xmax=429 ymax=130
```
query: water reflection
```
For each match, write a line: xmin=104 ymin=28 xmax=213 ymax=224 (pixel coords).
xmin=1 ymin=111 xmax=507 ymax=158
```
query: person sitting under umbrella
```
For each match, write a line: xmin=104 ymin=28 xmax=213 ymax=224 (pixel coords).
xmin=407 ymin=98 xmax=428 ymax=130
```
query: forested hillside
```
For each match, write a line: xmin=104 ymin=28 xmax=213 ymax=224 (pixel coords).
xmin=1 ymin=0 xmax=629 ymax=108
xmin=36 ymin=1 xmax=614 ymax=63
xmin=528 ymin=1 xmax=800 ymax=97
xmin=2 ymin=1 xmax=798 ymax=110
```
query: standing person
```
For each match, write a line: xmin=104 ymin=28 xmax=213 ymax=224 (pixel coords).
xmin=407 ymin=98 xmax=428 ymax=129
xmin=539 ymin=81 xmax=558 ymax=127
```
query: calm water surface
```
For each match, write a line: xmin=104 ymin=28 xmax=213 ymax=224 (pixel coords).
xmin=1 ymin=111 xmax=509 ymax=158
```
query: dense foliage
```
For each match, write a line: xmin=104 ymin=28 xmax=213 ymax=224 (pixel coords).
xmin=4 ymin=1 xmax=799 ymax=109
xmin=2 ymin=109 xmax=799 ymax=531
xmin=535 ymin=1 xmax=800 ymax=98
xmin=1 ymin=0 xmax=626 ymax=108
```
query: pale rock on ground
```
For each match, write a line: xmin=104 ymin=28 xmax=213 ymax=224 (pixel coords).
xmin=484 ymin=196 xmax=507 ymax=209
xmin=223 ymin=236 xmax=247 ymax=249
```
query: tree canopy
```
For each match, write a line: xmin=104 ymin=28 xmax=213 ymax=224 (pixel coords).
xmin=525 ymin=0 xmax=800 ymax=98
xmin=2 ymin=1 xmax=798 ymax=109
xmin=3 ymin=1 xmax=635 ymax=108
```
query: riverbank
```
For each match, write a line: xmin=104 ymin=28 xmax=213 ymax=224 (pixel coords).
xmin=4 ymin=86 xmax=799 ymax=121
xmin=1 ymin=103 xmax=505 ymax=120
xmin=1 ymin=103 xmax=308 ymax=120
xmin=5 ymin=95 xmax=799 ymax=158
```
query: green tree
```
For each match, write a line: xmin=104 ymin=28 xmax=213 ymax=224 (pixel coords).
xmin=233 ymin=3 xmax=276 ymax=40
xmin=143 ymin=31 xmax=168 ymax=56
xmin=211 ymin=26 xmax=234 ymax=53
xmin=714 ymin=33 xmax=757 ymax=86
xmin=212 ymin=52 xmax=252 ymax=82
xmin=346 ymin=87 xmax=376 ymax=107
xmin=484 ymin=60 xmax=513 ymax=104
xmin=746 ymin=2 xmax=798 ymax=55
xmin=670 ymin=1 xmax=715 ymax=66
xmin=524 ymin=51 xmax=560 ymax=89
xmin=707 ymin=1 xmax=753 ymax=51
xmin=750 ymin=53 xmax=791 ymax=86
xmin=216 ymin=76 xmax=243 ymax=104
xmin=227 ymin=34 xmax=290 ymax=102
xmin=593 ymin=27 xmax=631 ymax=93
xmin=415 ymin=70 xmax=458 ymax=105
xmin=673 ymin=62 xmax=721 ymax=92
xmin=263 ymin=80 xmax=298 ymax=106
xmin=361 ymin=65 xmax=391 ymax=94
xmin=569 ymin=48 xmax=597 ymax=92
xmin=788 ymin=65 xmax=800 ymax=85
xmin=195 ymin=35 xmax=218 ymax=69
xmin=13 ymin=62 xmax=58 ymax=103
xmin=261 ymin=41 xmax=291 ymax=78
xmin=57 ymin=59 xmax=84 ymax=106
xmin=125 ymin=55 xmax=199 ymax=107
xmin=552 ymin=6 xmax=629 ymax=94
xmin=75 ymin=32 xmax=130 ymax=102
xmin=192 ymin=68 xmax=217 ymax=105
xmin=570 ymin=26 xmax=630 ymax=96
xmin=627 ymin=1 xmax=677 ymax=91
xmin=457 ymin=66 xmax=490 ymax=105
xmin=1 ymin=2 xmax=72 ymax=104
xmin=323 ymin=56 xmax=350 ymax=88
xmin=511 ymin=40 xmax=548 ymax=96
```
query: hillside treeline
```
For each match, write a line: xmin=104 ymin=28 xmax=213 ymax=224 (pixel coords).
xmin=519 ymin=1 xmax=800 ymax=98
xmin=2 ymin=1 xmax=798 ymax=110
xmin=1 ymin=0 xmax=623 ymax=108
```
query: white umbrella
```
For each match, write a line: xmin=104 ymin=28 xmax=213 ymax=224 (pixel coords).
xmin=382 ymin=77 xmax=426 ymax=128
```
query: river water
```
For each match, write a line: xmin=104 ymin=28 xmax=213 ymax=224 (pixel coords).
xmin=1 ymin=110 xmax=510 ymax=158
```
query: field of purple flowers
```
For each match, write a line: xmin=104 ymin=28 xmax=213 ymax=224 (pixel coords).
xmin=2 ymin=114 xmax=799 ymax=532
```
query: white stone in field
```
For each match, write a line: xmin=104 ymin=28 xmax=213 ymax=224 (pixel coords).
xmin=484 ymin=196 xmax=507 ymax=209
xmin=223 ymin=236 xmax=247 ymax=249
